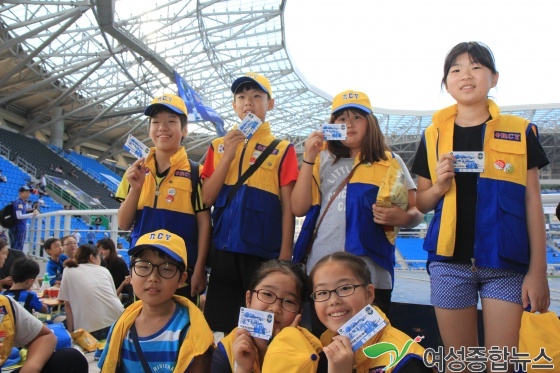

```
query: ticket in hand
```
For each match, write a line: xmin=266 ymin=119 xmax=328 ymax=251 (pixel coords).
xmin=239 ymin=113 xmax=263 ymax=140
xmin=321 ymin=123 xmax=347 ymax=140
xmin=338 ymin=304 xmax=386 ymax=351
xmin=124 ymin=134 xmax=150 ymax=160
xmin=238 ymin=307 xmax=274 ymax=340
xmin=451 ymin=151 xmax=484 ymax=173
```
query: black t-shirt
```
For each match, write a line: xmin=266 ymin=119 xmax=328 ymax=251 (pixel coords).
xmin=412 ymin=122 xmax=549 ymax=263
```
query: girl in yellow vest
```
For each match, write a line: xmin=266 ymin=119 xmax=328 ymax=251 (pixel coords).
xmin=412 ymin=41 xmax=550 ymax=372
xmin=211 ymin=260 xmax=322 ymax=372
xmin=292 ymin=89 xmax=423 ymax=334
xmin=310 ymin=252 xmax=430 ymax=372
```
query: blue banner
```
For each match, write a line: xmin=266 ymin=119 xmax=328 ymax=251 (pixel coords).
xmin=174 ymin=71 xmax=226 ymax=136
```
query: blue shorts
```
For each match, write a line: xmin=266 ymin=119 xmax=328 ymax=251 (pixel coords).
xmin=429 ymin=262 xmax=524 ymax=309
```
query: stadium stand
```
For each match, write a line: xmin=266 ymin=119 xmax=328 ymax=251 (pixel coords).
xmin=0 ymin=128 xmax=119 ymax=209
xmin=395 ymin=237 xmax=427 ymax=269
xmin=57 ymin=148 xmax=121 ymax=193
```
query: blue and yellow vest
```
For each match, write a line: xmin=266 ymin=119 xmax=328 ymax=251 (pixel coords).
xmin=423 ymin=99 xmax=535 ymax=273
xmin=210 ymin=123 xmax=293 ymax=259
xmin=100 ymin=295 xmax=213 ymax=373
xmin=293 ymin=150 xmax=401 ymax=281
xmin=116 ymin=147 xmax=200 ymax=265
xmin=0 ymin=295 xmax=17 ymax=366
xmin=320 ymin=306 xmax=425 ymax=373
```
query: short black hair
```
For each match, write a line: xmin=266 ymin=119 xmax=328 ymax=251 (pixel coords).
xmin=43 ymin=237 xmax=60 ymax=251
xmin=234 ymin=82 xmax=271 ymax=100
xmin=11 ymin=257 xmax=40 ymax=283
xmin=148 ymin=106 xmax=188 ymax=128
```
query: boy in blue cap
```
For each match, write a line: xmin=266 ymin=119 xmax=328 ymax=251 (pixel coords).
xmin=201 ymin=72 xmax=299 ymax=333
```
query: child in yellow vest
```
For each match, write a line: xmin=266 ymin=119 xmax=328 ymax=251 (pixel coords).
xmin=310 ymin=252 xmax=430 ymax=372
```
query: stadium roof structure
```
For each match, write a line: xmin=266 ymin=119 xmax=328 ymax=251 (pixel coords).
xmin=1 ymin=0 xmax=560 ymax=178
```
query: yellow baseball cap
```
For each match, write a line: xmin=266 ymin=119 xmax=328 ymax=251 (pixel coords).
xmin=144 ymin=94 xmax=188 ymax=116
xmin=331 ymin=89 xmax=372 ymax=114
xmin=261 ymin=327 xmax=321 ymax=373
xmin=231 ymin=72 xmax=273 ymax=97
xmin=128 ymin=229 xmax=187 ymax=267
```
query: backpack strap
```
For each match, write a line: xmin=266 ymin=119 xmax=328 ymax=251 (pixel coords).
xmin=188 ymin=159 xmax=200 ymax=211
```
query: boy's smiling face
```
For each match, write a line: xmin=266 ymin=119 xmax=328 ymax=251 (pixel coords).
xmin=232 ymin=87 xmax=274 ymax=123
xmin=130 ymin=248 xmax=187 ymax=307
xmin=149 ymin=110 xmax=187 ymax=153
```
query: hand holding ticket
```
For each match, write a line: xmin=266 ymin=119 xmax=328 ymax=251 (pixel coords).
xmin=451 ymin=151 xmax=484 ymax=173
xmin=239 ymin=113 xmax=263 ymax=140
xmin=124 ymin=134 xmax=150 ymax=160
xmin=321 ymin=123 xmax=347 ymax=140
xmin=338 ymin=304 xmax=386 ymax=351
xmin=238 ymin=307 xmax=274 ymax=340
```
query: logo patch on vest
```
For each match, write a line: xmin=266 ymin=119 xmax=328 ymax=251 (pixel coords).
xmin=494 ymin=131 xmax=521 ymax=141
xmin=174 ymin=170 xmax=191 ymax=179
xmin=255 ymin=143 xmax=279 ymax=155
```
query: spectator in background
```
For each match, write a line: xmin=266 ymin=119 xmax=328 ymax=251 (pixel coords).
xmin=0 ymin=170 xmax=7 ymax=183
xmin=0 ymin=239 xmax=25 ymax=290
xmin=71 ymin=230 xmax=82 ymax=245
xmin=54 ymin=166 xmax=63 ymax=175
xmin=44 ymin=237 xmax=67 ymax=286
xmin=94 ymin=216 xmax=103 ymax=230
xmin=39 ymin=173 xmax=47 ymax=193
xmin=69 ymin=169 xmax=79 ymax=179
xmin=9 ymin=186 xmax=39 ymax=251
xmin=61 ymin=235 xmax=79 ymax=261
xmin=87 ymin=227 xmax=96 ymax=244
xmin=97 ymin=238 xmax=131 ymax=302
xmin=3 ymin=257 xmax=48 ymax=314
xmin=58 ymin=244 xmax=124 ymax=339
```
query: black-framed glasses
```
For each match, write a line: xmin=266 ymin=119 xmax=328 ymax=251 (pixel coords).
xmin=132 ymin=260 xmax=180 ymax=279
xmin=310 ymin=284 xmax=366 ymax=302
xmin=252 ymin=289 xmax=300 ymax=313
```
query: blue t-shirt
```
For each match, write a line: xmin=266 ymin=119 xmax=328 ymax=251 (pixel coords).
xmin=12 ymin=197 xmax=27 ymax=229
xmin=46 ymin=254 xmax=68 ymax=285
xmin=98 ymin=302 xmax=190 ymax=373
xmin=2 ymin=289 xmax=43 ymax=314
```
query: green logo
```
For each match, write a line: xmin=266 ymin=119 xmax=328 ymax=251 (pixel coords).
xmin=363 ymin=336 xmax=424 ymax=371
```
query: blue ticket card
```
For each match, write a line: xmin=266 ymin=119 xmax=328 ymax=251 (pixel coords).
xmin=321 ymin=123 xmax=347 ymax=140
xmin=238 ymin=307 xmax=274 ymax=340
xmin=451 ymin=151 xmax=484 ymax=173
xmin=239 ymin=113 xmax=263 ymax=140
xmin=124 ymin=134 xmax=150 ymax=160
xmin=338 ymin=304 xmax=386 ymax=352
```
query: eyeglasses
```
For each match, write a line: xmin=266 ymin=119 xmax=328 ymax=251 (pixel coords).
xmin=310 ymin=284 xmax=366 ymax=302
xmin=64 ymin=242 xmax=78 ymax=246
xmin=132 ymin=260 xmax=180 ymax=279
xmin=252 ymin=289 xmax=300 ymax=313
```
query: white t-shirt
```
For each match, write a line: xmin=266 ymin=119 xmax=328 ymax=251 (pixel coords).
xmin=306 ymin=151 xmax=416 ymax=290
xmin=5 ymin=296 xmax=44 ymax=347
xmin=58 ymin=264 xmax=124 ymax=332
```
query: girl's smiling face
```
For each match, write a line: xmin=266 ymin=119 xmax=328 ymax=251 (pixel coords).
xmin=312 ymin=261 xmax=375 ymax=332
xmin=245 ymin=271 xmax=300 ymax=336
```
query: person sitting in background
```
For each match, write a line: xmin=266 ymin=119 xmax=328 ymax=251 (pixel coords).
xmin=61 ymin=235 xmax=78 ymax=261
xmin=0 ymin=254 xmax=88 ymax=372
xmin=54 ymin=166 xmax=64 ymax=174
xmin=0 ymin=170 xmax=7 ymax=183
xmin=97 ymin=238 xmax=131 ymax=301
xmin=2 ymin=257 xmax=48 ymax=314
xmin=58 ymin=244 xmax=124 ymax=338
xmin=0 ymin=240 xmax=25 ymax=290
xmin=44 ymin=238 xmax=67 ymax=286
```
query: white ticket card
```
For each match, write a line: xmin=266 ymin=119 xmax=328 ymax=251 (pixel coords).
xmin=238 ymin=307 xmax=274 ymax=340
xmin=124 ymin=134 xmax=150 ymax=160
xmin=338 ymin=304 xmax=386 ymax=352
xmin=321 ymin=123 xmax=347 ymax=140
xmin=239 ymin=113 xmax=263 ymax=140
xmin=451 ymin=151 xmax=484 ymax=173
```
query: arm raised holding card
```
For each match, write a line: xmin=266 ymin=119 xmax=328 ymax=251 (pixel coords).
xmin=117 ymin=157 xmax=146 ymax=230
